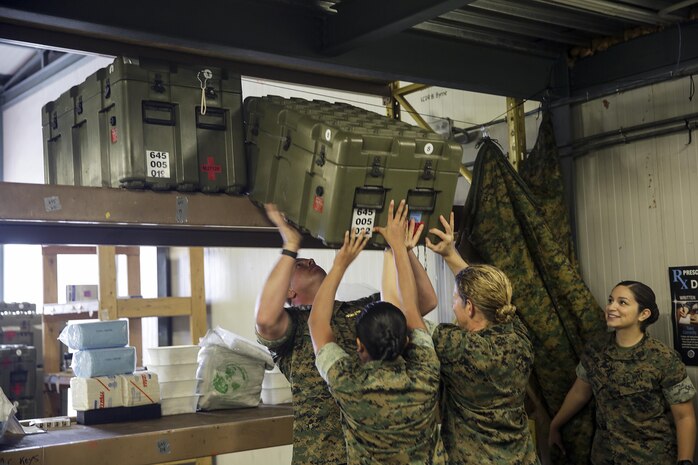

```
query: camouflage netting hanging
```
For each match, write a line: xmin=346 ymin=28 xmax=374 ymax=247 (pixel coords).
xmin=457 ymin=137 xmax=606 ymax=465
xmin=519 ymin=111 xmax=577 ymax=270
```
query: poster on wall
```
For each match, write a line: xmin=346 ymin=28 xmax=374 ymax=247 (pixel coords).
xmin=669 ymin=266 xmax=698 ymax=366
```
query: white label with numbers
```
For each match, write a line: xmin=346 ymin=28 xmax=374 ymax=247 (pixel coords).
xmin=146 ymin=150 xmax=171 ymax=178
xmin=351 ymin=207 xmax=375 ymax=238
xmin=424 ymin=143 xmax=434 ymax=155
xmin=44 ymin=196 xmax=62 ymax=212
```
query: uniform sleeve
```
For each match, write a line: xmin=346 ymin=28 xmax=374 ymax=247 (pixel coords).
xmin=315 ymin=342 xmax=350 ymax=383
xmin=256 ymin=309 xmax=297 ymax=377
xmin=661 ymin=350 xmax=696 ymax=404
xmin=423 ymin=319 xmax=438 ymax=336
xmin=431 ymin=323 xmax=465 ymax=364
xmin=405 ymin=328 xmax=440 ymax=380
xmin=411 ymin=327 xmax=436 ymax=349
xmin=575 ymin=362 xmax=589 ymax=383
xmin=663 ymin=376 xmax=696 ymax=404
xmin=256 ymin=309 xmax=296 ymax=351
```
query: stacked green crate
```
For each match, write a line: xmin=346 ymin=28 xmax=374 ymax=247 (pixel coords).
xmin=41 ymin=57 xmax=246 ymax=193
xmin=244 ymin=96 xmax=462 ymax=247
xmin=42 ymin=88 xmax=79 ymax=185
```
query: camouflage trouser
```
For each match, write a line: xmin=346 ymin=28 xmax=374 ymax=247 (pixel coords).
xmin=458 ymin=137 xmax=607 ymax=465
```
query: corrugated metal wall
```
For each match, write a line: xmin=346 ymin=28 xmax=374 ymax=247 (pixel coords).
xmin=572 ymin=74 xmax=698 ymax=368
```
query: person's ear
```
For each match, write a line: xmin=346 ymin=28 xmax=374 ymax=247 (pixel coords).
xmin=467 ymin=299 xmax=476 ymax=317
xmin=287 ymin=288 xmax=297 ymax=302
xmin=638 ymin=308 xmax=652 ymax=322
xmin=356 ymin=338 xmax=366 ymax=354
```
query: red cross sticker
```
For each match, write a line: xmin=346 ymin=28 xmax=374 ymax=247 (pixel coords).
xmin=201 ymin=157 xmax=222 ymax=180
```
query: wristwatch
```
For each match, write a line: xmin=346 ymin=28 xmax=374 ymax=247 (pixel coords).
xmin=677 ymin=460 xmax=693 ymax=465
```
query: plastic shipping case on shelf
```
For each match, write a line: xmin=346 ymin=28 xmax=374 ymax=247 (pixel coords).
xmin=41 ymin=56 xmax=247 ymax=193
xmin=0 ymin=345 xmax=37 ymax=402
xmin=244 ymin=96 xmax=463 ymax=247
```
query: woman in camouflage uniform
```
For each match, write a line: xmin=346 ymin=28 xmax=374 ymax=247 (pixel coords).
xmin=426 ymin=213 xmax=540 ymax=465
xmin=549 ymin=281 xmax=697 ymax=465
xmin=310 ymin=200 xmax=446 ymax=465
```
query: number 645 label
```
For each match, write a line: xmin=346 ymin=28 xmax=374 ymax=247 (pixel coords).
xmin=146 ymin=150 xmax=171 ymax=178
xmin=351 ymin=208 xmax=375 ymax=238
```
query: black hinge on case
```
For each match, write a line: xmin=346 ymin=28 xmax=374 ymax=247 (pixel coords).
xmin=370 ymin=156 xmax=384 ymax=177
xmin=315 ymin=146 xmax=326 ymax=166
xmin=104 ymin=78 xmax=111 ymax=99
xmin=152 ymin=74 xmax=165 ymax=93
xmin=51 ymin=112 xmax=58 ymax=130
xmin=76 ymin=96 xmax=83 ymax=115
xmin=421 ymin=160 xmax=434 ymax=180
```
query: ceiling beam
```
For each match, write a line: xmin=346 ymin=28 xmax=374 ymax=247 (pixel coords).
xmin=323 ymin=0 xmax=475 ymax=55
xmin=569 ymin=22 xmax=698 ymax=95
xmin=533 ymin=0 xmax=673 ymax=25
xmin=471 ymin=0 xmax=622 ymax=36
xmin=438 ymin=9 xmax=592 ymax=46
xmin=413 ymin=20 xmax=561 ymax=56
xmin=0 ymin=2 xmax=561 ymax=98
xmin=0 ymin=52 xmax=86 ymax=109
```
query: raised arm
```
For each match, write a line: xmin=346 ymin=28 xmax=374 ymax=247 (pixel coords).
xmin=405 ymin=220 xmax=438 ymax=315
xmin=375 ymin=200 xmax=425 ymax=332
xmin=381 ymin=247 xmax=399 ymax=307
xmin=426 ymin=212 xmax=468 ymax=275
xmin=309 ymin=231 xmax=370 ymax=355
xmin=255 ymin=204 xmax=302 ymax=340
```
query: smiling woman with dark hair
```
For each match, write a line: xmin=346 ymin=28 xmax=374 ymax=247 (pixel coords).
xmin=549 ymin=280 xmax=697 ymax=465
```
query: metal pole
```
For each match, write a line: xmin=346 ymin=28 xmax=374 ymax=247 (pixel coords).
xmin=506 ymin=97 xmax=526 ymax=171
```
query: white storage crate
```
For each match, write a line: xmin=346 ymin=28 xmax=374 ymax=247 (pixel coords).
xmin=161 ymin=395 xmax=200 ymax=416
xmin=145 ymin=345 xmax=200 ymax=365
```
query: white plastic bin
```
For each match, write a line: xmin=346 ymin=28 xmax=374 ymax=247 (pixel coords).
xmin=145 ymin=345 xmax=200 ymax=365
xmin=161 ymin=395 xmax=200 ymax=415
xmin=261 ymin=387 xmax=292 ymax=405
xmin=160 ymin=379 xmax=200 ymax=398
xmin=147 ymin=363 xmax=198 ymax=382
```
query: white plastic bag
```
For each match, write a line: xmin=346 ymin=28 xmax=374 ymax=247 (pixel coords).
xmin=0 ymin=387 xmax=18 ymax=438
xmin=196 ymin=327 xmax=273 ymax=410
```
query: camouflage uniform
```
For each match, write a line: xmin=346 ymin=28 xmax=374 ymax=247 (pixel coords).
xmin=428 ymin=318 xmax=540 ymax=465
xmin=578 ymin=333 xmax=696 ymax=465
xmin=316 ymin=328 xmax=446 ymax=465
xmin=257 ymin=294 xmax=379 ymax=465
xmin=458 ymin=139 xmax=607 ymax=464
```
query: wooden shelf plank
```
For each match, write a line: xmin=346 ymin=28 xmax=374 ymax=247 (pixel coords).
xmin=0 ymin=182 xmax=331 ymax=247
xmin=0 ymin=182 xmax=271 ymax=228
xmin=0 ymin=405 xmax=293 ymax=465
xmin=117 ymin=297 xmax=192 ymax=318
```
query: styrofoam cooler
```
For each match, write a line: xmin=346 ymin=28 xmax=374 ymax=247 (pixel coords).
xmin=145 ymin=345 xmax=200 ymax=415
xmin=147 ymin=364 xmax=198 ymax=383
xmin=145 ymin=345 xmax=200 ymax=365
xmin=261 ymin=366 xmax=291 ymax=405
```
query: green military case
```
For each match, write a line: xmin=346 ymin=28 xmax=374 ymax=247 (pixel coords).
xmin=244 ymin=96 xmax=462 ymax=247
xmin=42 ymin=57 xmax=247 ymax=193
xmin=42 ymin=89 xmax=80 ymax=185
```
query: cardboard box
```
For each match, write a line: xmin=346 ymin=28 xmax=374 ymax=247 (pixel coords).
xmin=66 ymin=285 xmax=98 ymax=302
